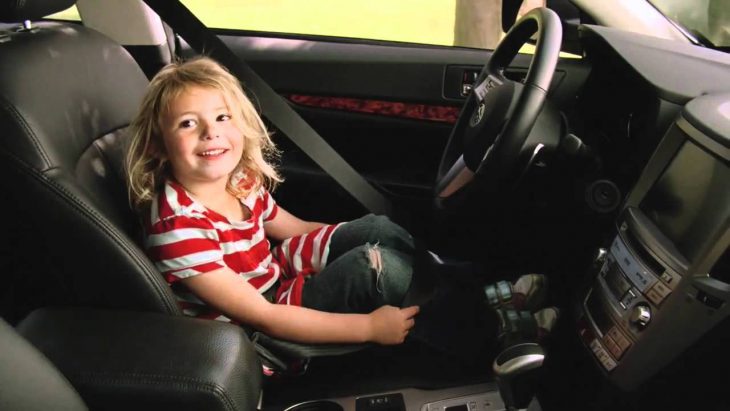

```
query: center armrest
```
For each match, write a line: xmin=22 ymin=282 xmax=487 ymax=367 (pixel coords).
xmin=16 ymin=307 xmax=262 ymax=411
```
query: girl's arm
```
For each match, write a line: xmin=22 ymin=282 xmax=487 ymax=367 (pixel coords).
xmin=182 ymin=267 xmax=419 ymax=345
xmin=264 ymin=206 xmax=327 ymax=241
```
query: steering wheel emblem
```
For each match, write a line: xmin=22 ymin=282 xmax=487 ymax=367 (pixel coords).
xmin=470 ymin=102 xmax=486 ymax=127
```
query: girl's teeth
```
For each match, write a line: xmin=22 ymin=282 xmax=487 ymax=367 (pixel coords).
xmin=201 ymin=149 xmax=225 ymax=156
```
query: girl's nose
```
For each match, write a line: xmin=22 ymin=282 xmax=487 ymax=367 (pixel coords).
xmin=201 ymin=122 xmax=219 ymax=140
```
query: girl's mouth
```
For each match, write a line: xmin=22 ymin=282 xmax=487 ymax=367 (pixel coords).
xmin=198 ymin=148 xmax=227 ymax=157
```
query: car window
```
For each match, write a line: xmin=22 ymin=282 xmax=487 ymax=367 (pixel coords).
xmin=45 ymin=5 xmax=80 ymax=21
xmin=649 ymin=0 xmax=730 ymax=48
xmin=181 ymin=0 xmax=545 ymax=52
xmin=45 ymin=1 xmax=577 ymax=56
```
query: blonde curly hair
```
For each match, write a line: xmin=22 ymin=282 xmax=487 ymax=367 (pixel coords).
xmin=125 ymin=57 xmax=281 ymax=211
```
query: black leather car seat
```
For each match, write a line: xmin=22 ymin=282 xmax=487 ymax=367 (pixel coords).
xmin=0 ymin=0 xmax=178 ymax=319
xmin=0 ymin=0 xmax=366 ymax=373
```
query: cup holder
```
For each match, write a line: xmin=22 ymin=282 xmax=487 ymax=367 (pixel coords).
xmin=284 ymin=400 xmax=344 ymax=411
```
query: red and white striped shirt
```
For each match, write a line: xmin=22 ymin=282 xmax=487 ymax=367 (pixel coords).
xmin=145 ymin=179 xmax=341 ymax=322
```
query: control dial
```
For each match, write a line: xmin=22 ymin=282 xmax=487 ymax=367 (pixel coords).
xmin=630 ymin=304 xmax=651 ymax=328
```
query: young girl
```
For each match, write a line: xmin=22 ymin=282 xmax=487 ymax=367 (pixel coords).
xmin=126 ymin=57 xmax=419 ymax=346
xmin=126 ymin=56 xmax=557 ymax=357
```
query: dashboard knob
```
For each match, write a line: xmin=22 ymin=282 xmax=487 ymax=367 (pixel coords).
xmin=630 ymin=304 xmax=651 ymax=328
xmin=595 ymin=248 xmax=608 ymax=265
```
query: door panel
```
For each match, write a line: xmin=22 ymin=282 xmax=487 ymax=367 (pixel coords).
xmin=180 ymin=35 xmax=590 ymax=223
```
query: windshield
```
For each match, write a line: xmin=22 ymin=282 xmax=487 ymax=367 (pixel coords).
xmin=649 ymin=0 xmax=730 ymax=48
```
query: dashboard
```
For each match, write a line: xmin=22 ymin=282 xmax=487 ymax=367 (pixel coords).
xmin=570 ymin=25 xmax=730 ymax=206
xmin=571 ymin=24 xmax=730 ymax=393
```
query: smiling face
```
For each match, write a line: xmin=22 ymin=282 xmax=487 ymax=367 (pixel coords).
xmin=159 ymin=85 xmax=244 ymax=195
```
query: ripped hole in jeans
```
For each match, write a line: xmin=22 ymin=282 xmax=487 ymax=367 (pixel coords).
xmin=367 ymin=243 xmax=384 ymax=292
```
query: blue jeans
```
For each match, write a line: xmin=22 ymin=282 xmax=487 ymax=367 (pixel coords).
xmin=300 ymin=214 xmax=415 ymax=313
xmin=299 ymin=214 xmax=498 ymax=363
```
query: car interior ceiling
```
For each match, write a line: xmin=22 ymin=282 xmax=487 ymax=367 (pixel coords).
xmin=2 ymin=0 xmax=730 ymax=410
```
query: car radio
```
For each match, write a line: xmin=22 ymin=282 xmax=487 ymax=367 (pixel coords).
xmin=577 ymin=93 xmax=730 ymax=390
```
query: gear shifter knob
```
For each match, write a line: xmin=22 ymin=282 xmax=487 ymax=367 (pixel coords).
xmin=492 ymin=343 xmax=545 ymax=410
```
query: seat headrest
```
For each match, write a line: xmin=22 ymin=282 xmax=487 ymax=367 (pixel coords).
xmin=0 ymin=0 xmax=76 ymax=22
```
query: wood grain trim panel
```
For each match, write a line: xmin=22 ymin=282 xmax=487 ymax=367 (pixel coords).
xmin=286 ymin=94 xmax=459 ymax=124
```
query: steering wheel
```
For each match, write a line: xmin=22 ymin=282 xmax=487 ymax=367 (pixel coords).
xmin=435 ymin=8 xmax=562 ymax=199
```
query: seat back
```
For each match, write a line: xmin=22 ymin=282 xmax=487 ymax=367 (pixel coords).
xmin=0 ymin=0 xmax=180 ymax=321
xmin=0 ymin=1 xmax=369 ymax=374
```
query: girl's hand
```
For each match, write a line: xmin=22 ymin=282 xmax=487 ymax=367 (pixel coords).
xmin=368 ymin=305 xmax=420 ymax=345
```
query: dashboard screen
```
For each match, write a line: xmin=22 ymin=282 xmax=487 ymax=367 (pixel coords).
xmin=640 ymin=141 xmax=730 ymax=262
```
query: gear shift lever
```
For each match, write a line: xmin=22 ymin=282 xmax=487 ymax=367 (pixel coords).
xmin=492 ymin=342 xmax=545 ymax=410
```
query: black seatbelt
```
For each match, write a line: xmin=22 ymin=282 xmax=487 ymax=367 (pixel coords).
xmin=143 ymin=0 xmax=394 ymax=218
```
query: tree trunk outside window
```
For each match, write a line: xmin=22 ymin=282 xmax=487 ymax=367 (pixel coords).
xmin=454 ymin=0 xmax=502 ymax=49
xmin=454 ymin=0 xmax=545 ymax=49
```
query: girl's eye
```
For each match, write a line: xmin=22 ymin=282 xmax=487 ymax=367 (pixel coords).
xmin=217 ymin=114 xmax=232 ymax=122
xmin=179 ymin=119 xmax=196 ymax=129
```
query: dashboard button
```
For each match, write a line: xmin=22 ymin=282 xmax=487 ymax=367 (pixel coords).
xmin=590 ymin=340 xmax=617 ymax=371
xmin=652 ymin=281 xmax=671 ymax=297
xmin=607 ymin=327 xmax=632 ymax=357
xmin=602 ymin=335 xmax=622 ymax=359
xmin=645 ymin=288 xmax=664 ymax=306
xmin=660 ymin=271 xmax=674 ymax=285
xmin=646 ymin=282 xmax=671 ymax=306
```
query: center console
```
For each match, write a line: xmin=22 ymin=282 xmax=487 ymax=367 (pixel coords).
xmin=282 ymin=384 xmax=543 ymax=411
xmin=284 ymin=343 xmax=547 ymax=411
xmin=577 ymin=93 xmax=730 ymax=390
